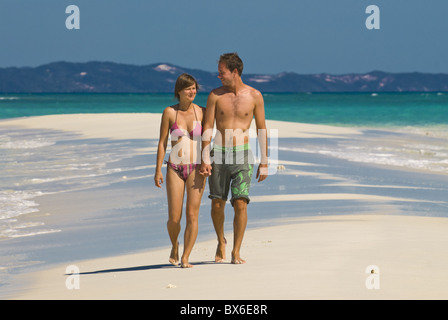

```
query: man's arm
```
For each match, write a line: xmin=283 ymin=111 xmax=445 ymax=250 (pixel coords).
xmin=199 ymin=91 xmax=217 ymax=176
xmin=253 ymin=90 xmax=268 ymax=182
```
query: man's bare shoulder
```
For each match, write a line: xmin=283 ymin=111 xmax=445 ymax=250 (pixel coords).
xmin=245 ymin=85 xmax=262 ymax=98
xmin=210 ymin=86 xmax=230 ymax=96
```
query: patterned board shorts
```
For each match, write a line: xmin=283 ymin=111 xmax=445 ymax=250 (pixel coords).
xmin=208 ymin=143 xmax=254 ymax=207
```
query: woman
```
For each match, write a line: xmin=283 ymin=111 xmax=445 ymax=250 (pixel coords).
xmin=154 ymin=73 xmax=206 ymax=268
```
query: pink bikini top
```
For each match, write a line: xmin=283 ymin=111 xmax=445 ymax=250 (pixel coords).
xmin=170 ymin=105 xmax=202 ymax=138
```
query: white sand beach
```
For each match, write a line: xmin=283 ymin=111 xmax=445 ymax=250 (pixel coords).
xmin=10 ymin=214 xmax=448 ymax=300
xmin=0 ymin=113 xmax=362 ymax=140
xmin=2 ymin=114 xmax=448 ymax=300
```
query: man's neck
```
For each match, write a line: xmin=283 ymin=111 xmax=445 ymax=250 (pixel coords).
xmin=226 ymin=77 xmax=245 ymax=94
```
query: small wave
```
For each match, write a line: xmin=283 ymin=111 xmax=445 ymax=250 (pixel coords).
xmin=0 ymin=139 xmax=55 ymax=149
xmin=0 ymin=190 xmax=42 ymax=220
xmin=1 ymin=225 xmax=61 ymax=239
xmin=0 ymin=190 xmax=62 ymax=240
xmin=279 ymin=137 xmax=448 ymax=173
xmin=398 ymin=126 xmax=448 ymax=140
xmin=0 ymin=96 xmax=19 ymax=101
xmin=4 ymin=228 xmax=61 ymax=239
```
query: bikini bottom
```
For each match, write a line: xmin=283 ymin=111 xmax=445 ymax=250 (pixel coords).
xmin=165 ymin=161 xmax=198 ymax=182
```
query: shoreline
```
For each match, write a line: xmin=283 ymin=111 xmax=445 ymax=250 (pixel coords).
xmin=2 ymin=113 xmax=447 ymax=177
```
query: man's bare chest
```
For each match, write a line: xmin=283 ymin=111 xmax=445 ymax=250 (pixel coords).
xmin=216 ymin=95 xmax=254 ymax=118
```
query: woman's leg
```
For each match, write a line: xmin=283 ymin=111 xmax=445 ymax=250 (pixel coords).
xmin=181 ymin=167 xmax=206 ymax=268
xmin=166 ymin=165 xmax=185 ymax=266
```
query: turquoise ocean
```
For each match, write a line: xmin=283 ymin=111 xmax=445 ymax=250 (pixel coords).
xmin=1 ymin=92 xmax=448 ymax=295
xmin=1 ymin=92 xmax=448 ymax=126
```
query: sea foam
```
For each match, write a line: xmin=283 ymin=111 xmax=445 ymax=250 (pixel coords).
xmin=0 ymin=126 xmax=152 ymax=241
xmin=280 ymin=127 xmax=448 ymax=174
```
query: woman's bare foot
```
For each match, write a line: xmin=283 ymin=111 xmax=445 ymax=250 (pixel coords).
xmin=169 ymin=242 xmax=179 ymax=266
xmin=215 ymin=237 xmax=227 ymax=262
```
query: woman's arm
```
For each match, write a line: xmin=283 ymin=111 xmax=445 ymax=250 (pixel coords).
xmin=155 ymin=107 xmax=171 ymax=187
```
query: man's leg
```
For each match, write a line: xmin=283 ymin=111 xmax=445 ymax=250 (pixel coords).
xmin=229 ymin=150 xmax=253 ymax=264
xmin=211 ymin=198 xmax=227 ymax=262
xmin=232 ymin=198 xmax=248 ymax=264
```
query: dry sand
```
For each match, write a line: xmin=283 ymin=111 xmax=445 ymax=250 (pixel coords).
xmin=1 ymin=113 xmax=362 ymax=140
xmin=12 ymin=214 xmax=448 ymax=300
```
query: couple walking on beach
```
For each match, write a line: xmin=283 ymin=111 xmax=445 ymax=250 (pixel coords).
xmin=155 ymin=53 xmax=268 ymax=268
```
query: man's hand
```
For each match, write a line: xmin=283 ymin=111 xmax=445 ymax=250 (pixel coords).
xmin=256 ymin=163 xmax=268 ymax=182
xmin=199 ymin=163 xmax=212 ymax=177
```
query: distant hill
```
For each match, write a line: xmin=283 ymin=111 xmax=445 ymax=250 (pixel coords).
xmin=1 ymin=61 xmax=448 ymax=93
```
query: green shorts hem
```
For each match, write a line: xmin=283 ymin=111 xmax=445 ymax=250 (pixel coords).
xmin=230 ymin=195 xmax=250 ymax=207
xmin=207 ymin=195 xmax=250 ymax=207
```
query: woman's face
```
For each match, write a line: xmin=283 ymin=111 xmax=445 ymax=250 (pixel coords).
xmin=179 ymin=84 xmax=197 ymax=102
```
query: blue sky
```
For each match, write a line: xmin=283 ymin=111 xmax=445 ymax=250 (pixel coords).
xmin=0 ymin=0 xmax=447 ymax=74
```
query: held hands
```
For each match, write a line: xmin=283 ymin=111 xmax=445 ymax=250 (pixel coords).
xmin=156 ymin=164 xmax=267 ymax=184
xmin=199 ymin=163 xmax=212 ymax=177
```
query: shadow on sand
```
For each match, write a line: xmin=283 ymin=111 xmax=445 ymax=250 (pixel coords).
xmin=67 ymin=261 xmax=219 ymax=276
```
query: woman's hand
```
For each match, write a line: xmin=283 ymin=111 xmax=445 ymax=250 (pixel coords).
xmin=154 ymin=171 xmax=164 ymax=188
xmin=199 ymin=163 xmax=212 ymax=177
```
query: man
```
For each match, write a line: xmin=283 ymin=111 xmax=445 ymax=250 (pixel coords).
xmin=200 ymin=53 xmax=268 ymax=264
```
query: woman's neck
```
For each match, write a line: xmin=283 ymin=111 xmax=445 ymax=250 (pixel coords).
xmin=178 ymin=100 xmax=193 ymax=111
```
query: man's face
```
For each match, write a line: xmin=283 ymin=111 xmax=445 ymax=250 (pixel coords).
xmin=217 ymin=62 xmax=234 ymax=86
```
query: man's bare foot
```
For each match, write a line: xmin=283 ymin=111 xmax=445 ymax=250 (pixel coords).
xmin=181 ymin=260 xmax=193 ymax=268
xmin=231 ymin=252 xmax=246 ymax=264
xmin=215 ymin=237 xmax=227 ymax=262
xmin=169 ymin=242 xmax=179 ymax=266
